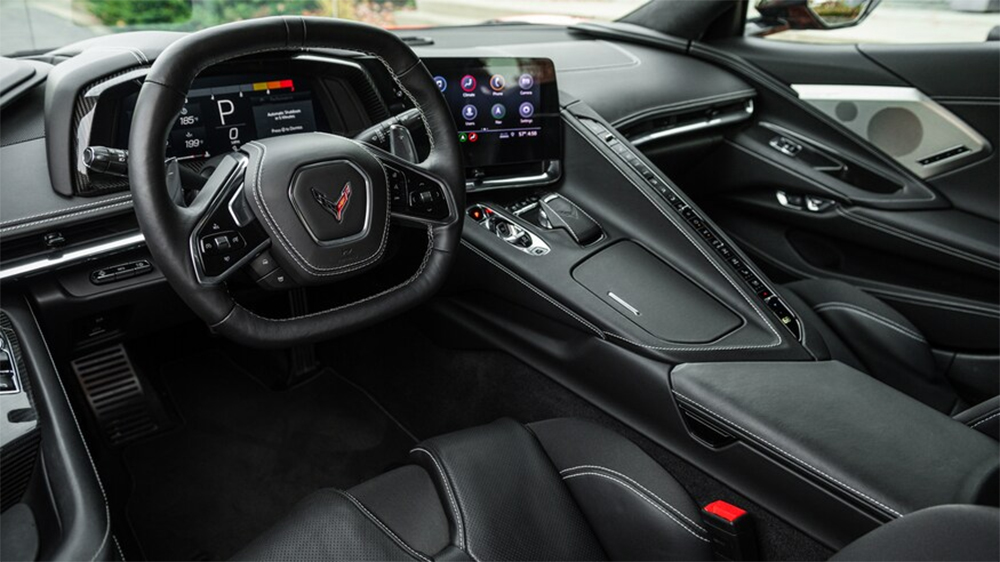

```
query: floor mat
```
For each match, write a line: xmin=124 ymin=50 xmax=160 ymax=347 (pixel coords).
xmin=122 ymin=351 xmax=415 ymax=561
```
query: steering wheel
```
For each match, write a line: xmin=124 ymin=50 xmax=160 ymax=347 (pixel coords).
xmin=128 ymin=17 xmax=463 ymax=348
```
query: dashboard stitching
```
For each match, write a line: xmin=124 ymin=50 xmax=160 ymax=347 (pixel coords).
xmin=0 ymin=193 xmax=132 ymax=228
xmin=567 ymin=116 xmax=785 ymax=350
xmin=673 ymin=390 xmax=903 ymax=518
xmin=244 ymin=140 xmax=387 ymax=275
xmin=222 ymin=225 xmax=433 ymax=323
xmin=561 ymin=472 xmax=710 ymax=542
xmin=0 ymin=199 xmax=133 ymax=233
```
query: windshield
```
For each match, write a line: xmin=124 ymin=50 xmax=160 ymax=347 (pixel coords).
xmin=0 ymin=0 xmax=648 ymax=56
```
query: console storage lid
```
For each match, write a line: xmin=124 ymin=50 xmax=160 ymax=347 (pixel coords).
xmin=670 ymin=361 xmax=998 ymax=521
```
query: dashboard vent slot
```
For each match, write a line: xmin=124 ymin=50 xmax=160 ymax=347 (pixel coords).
xmin=71 ymin=344 xmax=164 ymax=446
xmin=624 ymin=98 xmax=754 ymax=147
xmin=0 ymin=212 xmax=138 ymax=266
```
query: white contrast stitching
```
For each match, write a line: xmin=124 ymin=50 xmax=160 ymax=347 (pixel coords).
xmin=0 ymin=200 xmax=133 ymax=234
xmin=971 ymin=411 xmax=1000 ymax=429
xmin=0 ymin=194 xmax=132 ymax=228
xmin=813 ymin=302 xmax=926 ymax=342
xmin=836 ymin=207 xmax=998 ymax=270
xmin=25 ymin=303 xmax=112 ymax=559
xmin=411 ymin=447 xmax=466 ymax=550
xmin=559 ymin=465 xmax=707 ymax=533
xmin=567 ymin=117 xmax=784 ymax=350
xmin=672 ymin=390 xmax=903 ymax=518
xmin=340 ymin=491 xmax=430 ymax=561
xmin=562 ymin=472 xmax=710 ymax=542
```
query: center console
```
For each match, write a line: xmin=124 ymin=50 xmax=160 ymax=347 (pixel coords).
xmin=431 ymin=58 xmax=999 ymax=553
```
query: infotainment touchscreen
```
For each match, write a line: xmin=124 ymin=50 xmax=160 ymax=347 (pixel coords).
xmin=423 ymin=58 xmax=560 ymax=174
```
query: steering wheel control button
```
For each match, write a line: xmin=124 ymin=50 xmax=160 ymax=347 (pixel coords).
xmin=289 ymin=161 xmax=371 ymax=244
xmin=248 ymin=251 xmax=279 ymax=280
xmin=258 ymin=268 xmax=291 ymax=290
xmin=460 ymin=75 xmax=477 ymax=92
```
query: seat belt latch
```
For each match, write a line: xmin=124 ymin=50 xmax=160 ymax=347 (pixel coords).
xmin=702 ymin=500 xmax=758 ymax=561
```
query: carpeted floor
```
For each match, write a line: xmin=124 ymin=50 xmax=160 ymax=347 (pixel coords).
xmin=122 ymin=351 xmax=415 ymax=561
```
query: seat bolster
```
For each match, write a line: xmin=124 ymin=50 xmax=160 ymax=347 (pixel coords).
xmin=954 ymin=396 xmax=1000 ymax=440
xmin=529 ymin=418 xmax=713 ymax=561
xmin=411 ymin=418 xmax=607 ymax=561
xmin=831 ymin=505 xmax=1000 ymax=562
xmin=232 ymin=488 xmax=431 ymax=561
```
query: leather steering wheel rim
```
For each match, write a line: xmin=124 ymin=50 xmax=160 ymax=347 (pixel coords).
xmin=128 ymin=16 xmax=463 ymax=348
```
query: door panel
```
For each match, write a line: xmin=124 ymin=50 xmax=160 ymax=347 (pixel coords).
xmin=688 ymin=37 xmax=1000 ymax=354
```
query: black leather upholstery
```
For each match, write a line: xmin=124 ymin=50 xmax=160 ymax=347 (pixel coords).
xmin=236 ymin=418 xmax=711 ymax=561
xmin=953 ymin=396 xmax=1000 ymax=440
xmin=235 ymin=418 xmax=999 ymax=561
xmin=782 ymin=279 xmax=961 ymax=413
xmin=830 ymin=505 xmax=1000 ymax=562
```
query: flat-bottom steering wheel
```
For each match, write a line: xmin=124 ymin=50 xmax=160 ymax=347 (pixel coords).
xmin=128 ymin=17 xmax=463 ymax=348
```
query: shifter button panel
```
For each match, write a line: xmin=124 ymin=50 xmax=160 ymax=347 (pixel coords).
xmin=468 ymin=205 xmax=550 ymax=256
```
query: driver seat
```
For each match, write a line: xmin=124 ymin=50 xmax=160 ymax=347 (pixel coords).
xmin=234 ymin=418 xmax=999 ymax=561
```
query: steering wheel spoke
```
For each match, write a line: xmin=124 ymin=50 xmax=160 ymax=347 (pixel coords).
xmin=188 ymin=152 xmax=271 ymax=285
xmin=371 ymin=148 xmax=455 ymax=226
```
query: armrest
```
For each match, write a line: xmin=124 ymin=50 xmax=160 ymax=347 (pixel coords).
xmin=670 ymin=361 xmax=998 ymax=521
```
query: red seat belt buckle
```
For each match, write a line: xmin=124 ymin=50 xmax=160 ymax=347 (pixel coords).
xmin=702 ymin=501 xmax=758 ymax=561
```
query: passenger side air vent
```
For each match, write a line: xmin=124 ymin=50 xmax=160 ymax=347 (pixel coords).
xmin=622 ymin=98 xmax=754 ymax=147
xmin=71 ymin=344 xmax=166 ymax=446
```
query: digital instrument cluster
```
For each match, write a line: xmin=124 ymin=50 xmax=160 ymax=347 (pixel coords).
xmin=120 ymin=75 xmax=323 ymax=160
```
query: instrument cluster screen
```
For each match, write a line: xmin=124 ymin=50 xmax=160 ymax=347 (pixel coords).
xmin=120 ymin=75 xmax=322 ymax=160
xmin=424 ymin=58 xmax=560 ymax=171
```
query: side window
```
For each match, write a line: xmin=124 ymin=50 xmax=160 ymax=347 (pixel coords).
xmin=748 ymin=0 xmax=999 ymax=44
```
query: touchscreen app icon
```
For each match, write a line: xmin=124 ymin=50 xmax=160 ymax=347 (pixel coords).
xmin=491 ymin=104 xmax=506 ymax=119
xmin=433 ymin=76 xmax=447 ymax=91
xmin=489 ymin=74 xmax=506 ymax=91
xmin=462 ymin=104 xmax=478 ymax=120
xmin=518 ymin=102 xmax=535 ymax=119
xmin=518 ymin=73 xmax=534 ymax=90
xmin=460 ymin=75 xmax=477 ymax=92
xmin=468 ymin=132 xmax=479 ymax=142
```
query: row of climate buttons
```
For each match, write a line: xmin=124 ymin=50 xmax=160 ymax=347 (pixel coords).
xmin=580 ymin=118 xmax=801 ymax=340
xmin=91 ymin=259 xmax=153 ymax=285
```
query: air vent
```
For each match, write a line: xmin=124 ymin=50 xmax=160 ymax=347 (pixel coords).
xmin=0 ymin=211 xmax=138 ymax=266
xmin=71 ymin=345 xmax=161 ymax=446
xmin=623 ymin=98 xmax=755 ymax=147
